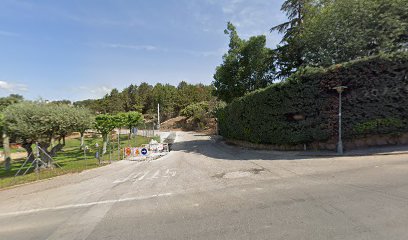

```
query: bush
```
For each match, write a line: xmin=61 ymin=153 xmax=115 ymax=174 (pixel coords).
xmin=218 ymin=52 xmax=408 ymax=145
xmin=180 ymin=102 xmax=210 ymax=129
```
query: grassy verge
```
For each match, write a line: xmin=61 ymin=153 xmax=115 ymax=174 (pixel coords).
xmin=0 ymin=134 xmax=158 ymax=189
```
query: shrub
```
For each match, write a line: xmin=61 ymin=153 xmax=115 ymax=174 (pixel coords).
xmin=218 ymin=52 xmax=408 ymax=145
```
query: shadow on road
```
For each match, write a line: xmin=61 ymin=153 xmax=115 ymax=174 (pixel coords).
xmin=173 ymin=133 xmax=408 ymax=162
xmin=171 ymin=135 xmax=339 ymax=162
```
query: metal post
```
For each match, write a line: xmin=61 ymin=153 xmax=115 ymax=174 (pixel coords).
xmin=333 ymin=86 xmax=347 ymax=155
xmin=157 ymin=103 xmax=160 ymax=130
xmin=337 ymin=91 xmax=343 ymax=155
xmin=84 ymin=146 xmax=88 ymax=169
xmin=95 ymin=143 xmax=100 ymax=165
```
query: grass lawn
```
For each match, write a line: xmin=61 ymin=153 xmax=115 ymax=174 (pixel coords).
xmin=0 ymin=134 xmax=158 ymax=189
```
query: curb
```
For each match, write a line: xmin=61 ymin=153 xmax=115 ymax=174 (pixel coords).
xmin=216 ymin=136 xmax=408 ymax=158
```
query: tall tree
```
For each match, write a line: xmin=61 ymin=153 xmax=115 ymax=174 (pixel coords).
xmin=137 ymin=82 xmax=153 ymax=114
xmin=72 ymin=107 xmax=94 ymax=149
xmin=213 ymin=22 xmax=275 ymax=103
xmin=271 ymin=0 xmax=312 ymax=78
xmin=101 ymin=89 xmax=125 ymax=114
xmin=152 ymin=83 xmax=178 ymax=121
xmin=301 ymin=0 xmax=408 ymax=66
xmin=122 ymin=84 xmax=139 ymax=112
xmin=94 ymin=114 xmax=116 ymax=154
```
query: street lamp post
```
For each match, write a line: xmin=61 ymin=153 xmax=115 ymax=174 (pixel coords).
xmin=333 ymin=86 xmax=348 ymax=155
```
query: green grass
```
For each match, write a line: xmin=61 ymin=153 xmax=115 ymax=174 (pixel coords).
xmin=0 ymin=134 xmax=158 ymax=189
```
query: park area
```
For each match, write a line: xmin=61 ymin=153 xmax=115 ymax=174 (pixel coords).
xmin=0 ymin=133 xmax=158 ymax=189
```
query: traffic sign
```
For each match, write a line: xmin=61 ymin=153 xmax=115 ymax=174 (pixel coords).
xmin=135 ymin=148 xmax=140 ymax=156
xmin=141 ymin=148 xmax=148 ymax=156
xmin=124 ymin=147 xmax=131 ymax=157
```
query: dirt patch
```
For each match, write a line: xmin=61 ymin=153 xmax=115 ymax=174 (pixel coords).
xmin=213 ymin=168 xmax=265 ymax=179
xmin=160 ymin=116 xmax=216 ymax=134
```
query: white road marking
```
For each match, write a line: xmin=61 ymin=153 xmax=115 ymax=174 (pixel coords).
xmin=163 ymin=168 xmax=177 ymax=177
xmin=0 ymin=193 xmax=173 ymax=217
xmin=150 ymin=170 xmax=161 ymax=179
xmin=132 ymin=172 xmax=143 ymax=180
xmin=113 ymin=172 xmax=138 ymax=183
xmin=137 ymin=171 xmax=150 ymax=181
xmin=163 ymin=169 xmax=171 ymax=177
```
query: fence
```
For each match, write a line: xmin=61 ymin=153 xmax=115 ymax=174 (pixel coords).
xmin=0 ymin=131 xmax=158 ymax=189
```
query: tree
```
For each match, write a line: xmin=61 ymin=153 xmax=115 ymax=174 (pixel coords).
xmin=123 ymin=112 xmax=144 ymax=138
xmin=176 ymin=82 xmax=215 ymax=114
xmin=301 ymin=0 xmax=408 ymax=66
xmin=0 ymin=94 xmax=24 ymax=112
xmin=74 ymin=99 xmax=104 ymax=113
xmin=94 ymin=114 xmax=116 ymax=154
xmin=137 ymin=82 xmax=154 ymax=114
xmin=72 ymin=107 xmax=94 ymax=149
xmin=3 ymin=102 xmax=82 ymax=165
xmin=213 ymin=22 xmax=275 ymax=103
xmin=50 ymin=100 xmax=72 ymax=105
xmin=122 ymin=84 xmax=142 ymax=112
xmin=100 ymin=88 xmax=125 ymax=114
xmin=270 ymin=0 xmax=312 ymax=78
xmin=0 ymin=113 xmax=11 ymax=171
xmin=151 ymin=83 xmax=178 ymax=121
xmin=73 ymin=81 xmax=215 ymax=119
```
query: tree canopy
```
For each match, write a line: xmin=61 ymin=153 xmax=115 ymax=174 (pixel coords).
xmin=213 ymin=22 xmax=275 ymax=103
xmin=301 ymin=0 xmax=408 ymax=66
xmin=3 ymin=102 xmax=94 ymax=161
xmin=270 ymin=0 xmax=408 ymax=71
xmin=74 ymin=81 xmax=215 ymax=122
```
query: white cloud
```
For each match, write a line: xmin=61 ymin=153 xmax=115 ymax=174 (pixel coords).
xmin=97 ymin=43 xmax=158 ymax=51
xmin=182 ymin=47 xmax=228 ymax=57
xmin=90 ymin=86 xmax=111 ymax=95
xmin=75 ymin=85 xmax=112 ymax=99
xmin=0 ymin=81 xmax=28 ymax=92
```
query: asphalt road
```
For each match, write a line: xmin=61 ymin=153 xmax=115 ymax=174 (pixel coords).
xmin=1 ymin=132 xmax=408 ymax=240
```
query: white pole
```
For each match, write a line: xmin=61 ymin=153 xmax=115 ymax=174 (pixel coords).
xmin=337 ymin=91 xmax=343 ymax=155
xmin=157 ymin=103 xmax=160 ymax=130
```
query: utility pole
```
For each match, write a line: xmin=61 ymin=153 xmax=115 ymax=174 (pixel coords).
xmin=157 ymin=103 xmax=160 ymax=130
xmin=333 ymin=86 xmax=348 ymax=155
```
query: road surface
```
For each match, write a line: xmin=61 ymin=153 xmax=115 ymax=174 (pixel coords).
xmin=0 ymin=132 xmax=407 ymax=240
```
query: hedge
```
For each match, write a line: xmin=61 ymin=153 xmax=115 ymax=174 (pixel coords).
xmin=217 ymin=52 xmax=408 ymax=146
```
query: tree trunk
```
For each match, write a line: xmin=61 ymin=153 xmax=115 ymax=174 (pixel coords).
xmin=49 ymin=143 xmax=64 ymax=157
xmin=128 ymin=126 xmax=132 ymax=140
xmin=39 ymin=142 xmax=53 ymax=168
xmin=22 ymin=141 xmax=35 ymax=162
xmin=62 ymin=136 xmax=66 ymax=146
xmin=50 ymin=137 xmax=55 ymax=148
xmin=2 ymin=132 xmax=11 ymax=171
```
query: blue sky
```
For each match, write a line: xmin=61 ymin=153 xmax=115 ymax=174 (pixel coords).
xmin=0 ymin=0 xmax=286 ymax=101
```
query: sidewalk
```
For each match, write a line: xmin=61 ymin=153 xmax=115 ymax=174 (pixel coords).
xmin=299 ymin=145 xmax=408 ymax=157
xmin=215 ymin=135 xmax=408 ymax=157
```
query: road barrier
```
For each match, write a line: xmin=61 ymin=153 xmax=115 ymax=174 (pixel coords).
xmin=123 ymin=143 xmax=169 ymax=161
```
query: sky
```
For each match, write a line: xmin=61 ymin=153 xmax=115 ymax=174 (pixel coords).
xmin=0 ymin=0 xmax=286 ymax=101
